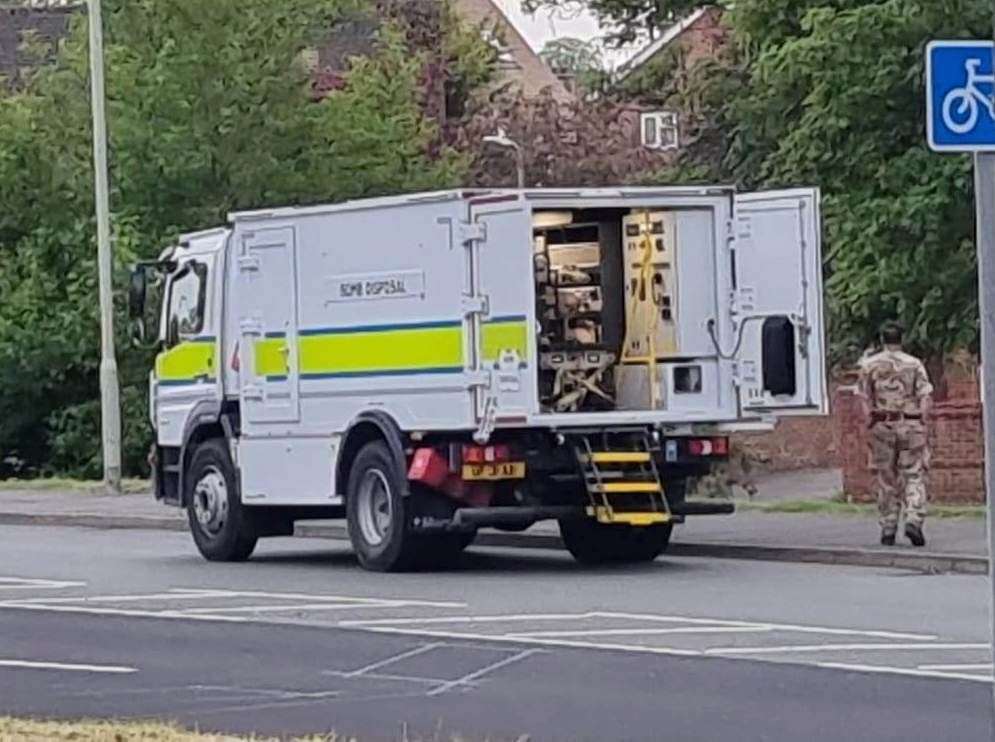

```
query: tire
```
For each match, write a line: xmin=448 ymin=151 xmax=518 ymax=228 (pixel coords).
xmin=558 ymin=518 xmax=672 ymax=565
xmin=345 ymin=440 xmax=424 ymax=571
xmin=186 ymin=438 xmax=258 ymax=562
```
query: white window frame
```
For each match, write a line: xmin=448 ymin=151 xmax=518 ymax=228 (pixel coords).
xmin=480 ymin=27 xmax=518 ymax=69
xmin=641 ymin=111 xmax=679 ymax=151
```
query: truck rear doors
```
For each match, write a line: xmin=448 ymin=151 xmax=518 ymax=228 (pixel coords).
xmin=732 ymin=188 xmax=827 ymax=415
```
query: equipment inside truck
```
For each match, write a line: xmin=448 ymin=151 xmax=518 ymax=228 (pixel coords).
xmin=533 ymin=207 xmax=715 ymax=416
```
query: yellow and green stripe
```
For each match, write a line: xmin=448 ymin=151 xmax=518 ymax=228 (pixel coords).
xmin=257 ymin=315 xmax=529 ymax=381
xmin=154 ymin=336 xmax=216 ymax=386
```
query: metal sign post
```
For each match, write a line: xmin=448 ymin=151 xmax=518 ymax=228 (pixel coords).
xmin=927 ymin=39 xmax=995 ymax=717
xmin=976 ymin=153 xmax=995 ymax=719
xmin=87 ymin=0 xmax=121 ymax=494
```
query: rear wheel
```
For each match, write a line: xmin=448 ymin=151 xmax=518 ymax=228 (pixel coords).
xmin=186 ymin=439 xmax=258 ymax=562
xmin=558 ymin=518 xmax=672 ymax=565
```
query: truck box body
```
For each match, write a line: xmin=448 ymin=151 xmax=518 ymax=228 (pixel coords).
xmin=146 ymin=186 xmax=826 ymax=568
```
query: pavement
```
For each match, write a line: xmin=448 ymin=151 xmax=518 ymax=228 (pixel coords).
xmin=0 ymin=524 xmax=991 ymax=741
xmin=0 ymin=468 xmax=986 ymax=574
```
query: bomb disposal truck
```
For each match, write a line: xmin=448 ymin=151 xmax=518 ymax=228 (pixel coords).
xmin=129 ymin=187 xmax=826 ymax=571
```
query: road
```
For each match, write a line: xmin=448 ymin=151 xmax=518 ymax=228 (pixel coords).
xmin=0 ymin=523 xmax=991 ymax=741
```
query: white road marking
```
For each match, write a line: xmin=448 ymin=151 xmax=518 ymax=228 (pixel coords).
xmin=0 ymin=602 xmax=249 ymax=622
xmin=708 ymin=643 xmax=989 ymax=656
xmin=340 ymin=612 xmax=592 ymax=627
xmin=0 ymin=577 xmax=85 ymax=591
xmin=171 ymin=588 xmax=465 ymax=608
xmin=1 ymin=591 xmax=236 ymax=605
xmin=340 ymin=643 xmax=445 ymax=678
xmin=347 ymin=625 xmax=703 ymax=656
xmin=342 ymin=612 xmax=937 ymax=642
xmin=918 ymin=663 xmax=993 ymax=671
xmin=593 ymin=612 xmax=939 ymax=641
xmin=177 ymin=602 xmax=444 ymax=615
xmin=426 ymin=649 xmax=541 ymax=696
xmin=0 ymin=659 xmax=136 ymax=674
xmin=818 ymin=662 xmax=993 ymax=683
xmin=507 ymin=626 xmax=771 ymax=639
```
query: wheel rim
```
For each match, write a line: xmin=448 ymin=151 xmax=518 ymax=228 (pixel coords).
xmin=193 ymin=466 xmax=229 ymax=536
xmin=356 ymin=468 xmax=393 ymax=547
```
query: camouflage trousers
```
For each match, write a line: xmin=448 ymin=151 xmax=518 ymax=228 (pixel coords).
xmin=869 ymin=421 xmax=929 ymax=532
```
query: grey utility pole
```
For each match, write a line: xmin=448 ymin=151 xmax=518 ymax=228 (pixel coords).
xmin=87 ymin=0 xmax=122 ymax=494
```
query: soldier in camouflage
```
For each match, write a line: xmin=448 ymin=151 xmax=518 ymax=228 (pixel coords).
xmin=857 ymin=322 xmax=933 ymax=547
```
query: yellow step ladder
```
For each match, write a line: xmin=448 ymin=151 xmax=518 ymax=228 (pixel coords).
xmin=574 ymin=434 xmax=672 ymax=526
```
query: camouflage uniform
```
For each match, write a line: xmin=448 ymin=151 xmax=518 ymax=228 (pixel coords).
xmin=857 ymin=348 xmax=933 ymax=534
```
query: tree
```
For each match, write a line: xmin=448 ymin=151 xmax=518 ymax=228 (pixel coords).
xmin=523 ymin=0 xmax=717 ymax=46
xmin=0 ymin=0 xmax=480 ymax=477
xmin=540 ymin=37 xmax=609 ymax=95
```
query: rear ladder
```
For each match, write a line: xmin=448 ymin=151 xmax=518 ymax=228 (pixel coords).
xmin=573 ymin=434 xmax=672 ymax=526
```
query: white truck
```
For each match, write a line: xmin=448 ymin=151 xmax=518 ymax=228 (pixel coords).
xmin=129 ymin=186 xmax=827 ymax=571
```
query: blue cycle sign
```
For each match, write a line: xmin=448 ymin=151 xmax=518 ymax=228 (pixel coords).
xmin=927 ymin=41 xmax=995 ymax=152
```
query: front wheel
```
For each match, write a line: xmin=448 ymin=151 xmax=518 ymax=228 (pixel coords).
xmin=186 ymin=439 xmax=258 ymax=562
xmin=559 ymin=518 xmax=672 ymax=565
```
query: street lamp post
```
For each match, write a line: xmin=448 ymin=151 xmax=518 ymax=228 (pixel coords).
xmin=87 ymin=0 xmax=122 ymax=494
xmin=482 ymin=129 xmax=525 ymax=189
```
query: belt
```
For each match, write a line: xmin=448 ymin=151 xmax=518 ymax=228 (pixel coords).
xmin=871 ymin=411 xmax=922 ymax=422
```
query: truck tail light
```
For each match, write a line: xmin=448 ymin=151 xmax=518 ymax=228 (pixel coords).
xmin=460 ymin=444 xmax=511 ymax=464
xmin=686 ymin=438 xmax=728 ymax=458
xmin=408 ymin=447 xmax=449 ymax=487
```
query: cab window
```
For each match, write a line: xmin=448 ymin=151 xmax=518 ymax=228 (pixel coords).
xmin=165 ymin=261 xmax=207 ymax=347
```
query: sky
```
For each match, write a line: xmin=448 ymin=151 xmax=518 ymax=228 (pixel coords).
xmin=494 ymin=1 xmax=637 ymax=69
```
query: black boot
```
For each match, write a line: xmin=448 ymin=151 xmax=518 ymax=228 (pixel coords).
xmin=880 ymin=531 xmax=896 ymax=546
xmin=905 ymin=523 xmax=926 ymax=547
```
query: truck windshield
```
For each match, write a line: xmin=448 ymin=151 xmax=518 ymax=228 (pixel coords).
xmin=165 ymin=261 xmax=207 ymax=345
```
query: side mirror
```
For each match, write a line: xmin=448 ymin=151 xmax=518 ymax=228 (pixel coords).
xmin=128 ymin=266 xmax=147 ymax=320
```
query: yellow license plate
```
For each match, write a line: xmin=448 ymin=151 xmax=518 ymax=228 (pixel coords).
xmin=461 ymin=462 xmax=526 ymax=480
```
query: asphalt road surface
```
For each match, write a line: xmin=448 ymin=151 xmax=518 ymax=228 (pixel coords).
xmin=0 ymin=523 xmax=992 ymax=741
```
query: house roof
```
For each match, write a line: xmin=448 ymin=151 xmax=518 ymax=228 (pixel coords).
xmin=0 ymin=5 xmax=77 ymax=88
xmin=616 ymin=6 xmax=711 ymax=81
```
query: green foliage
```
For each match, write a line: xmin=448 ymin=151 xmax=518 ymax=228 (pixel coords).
xmin=540 ymin=37 xmax=610 ymax=95
xmin=524 ymin=0 xmax=718 ymax=46
xmin=638 ymin=0 xmax=986 ymax=364
xmin=0 ymin=0 xmax=471 ymax=476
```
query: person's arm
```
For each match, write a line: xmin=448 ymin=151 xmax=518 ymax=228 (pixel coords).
xmin=916 ymin=361 xmax=934 ymax=418
xmin=856 ymin=362 xmax=873 ymax=425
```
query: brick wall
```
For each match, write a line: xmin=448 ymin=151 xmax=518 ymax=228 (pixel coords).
xmin=733 ymin=358 xmax=986 ymax=503
xmin=835 ymin=363 xmax=985 ymax=504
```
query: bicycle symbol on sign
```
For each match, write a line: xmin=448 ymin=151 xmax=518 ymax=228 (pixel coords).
xmin=942 ymin=58 xmax=995 ymax=134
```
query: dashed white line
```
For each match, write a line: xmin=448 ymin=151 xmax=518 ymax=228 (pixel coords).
xmin=340 ymin=643 xmax=445 ymax=678
xmin=918 ymin=663 xmax=993 ymax=672
xmin=818 ymin=662 xmax=993 ymax=683
xmin=172 ymin=589 xmax=465 ymax=608
xmin=507 ymin=626 xmax=771 ymax=639
xmin=0 ymin=659 xmax=136 ymax=674
xmin=0 ymin=577 xmax=85 ymax=591
xmin=340 ymin=613 xmax=592 ymax=627
xmin=426 ymin=649 xmax=541 ymax=696
xmin=708 ymin=643 xmax=989 ymax=656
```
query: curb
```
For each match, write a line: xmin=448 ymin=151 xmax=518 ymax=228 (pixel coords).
xmin=0 ymin=511 xmax=986 ymax=574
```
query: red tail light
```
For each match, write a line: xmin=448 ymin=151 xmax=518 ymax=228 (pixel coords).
xmin=712 ymin=437 xmax=729 ymax=456
xmin=461 ymin=444 xmax=511 ymax=464
xmin=688 ymin=439 xmax=706 ymax=456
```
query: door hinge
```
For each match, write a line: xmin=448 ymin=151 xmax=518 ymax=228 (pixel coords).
xmin=237 ymin=255 xmax=260 ymax=272
xmin=240 ymin=317 xmax=263 ymax=336
xmin=461 ymin=294 xmax=490 ymax=317
xmin=458 ymin=221 xmax=486 ymax=245
xmin=732 ymin=360 xmax=757 ymax=387
xmin=466 ymin=369 xmax=492 ymax=388
xmin=731 ymin=287 xmax=757 ymax=315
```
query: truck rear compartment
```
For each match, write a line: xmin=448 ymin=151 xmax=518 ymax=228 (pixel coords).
xmin=532 ymin=206 xmax=721 ymax=418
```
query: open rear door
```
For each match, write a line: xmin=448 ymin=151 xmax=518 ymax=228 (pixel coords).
xmin=733 ymin=188 xmax=827 ymax=416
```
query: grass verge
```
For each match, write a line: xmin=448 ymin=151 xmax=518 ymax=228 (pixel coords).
xmin=0 ymin=478 xmax=150 ymax=494
xmin=735 ymin=498 xmax=984 ymax=519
